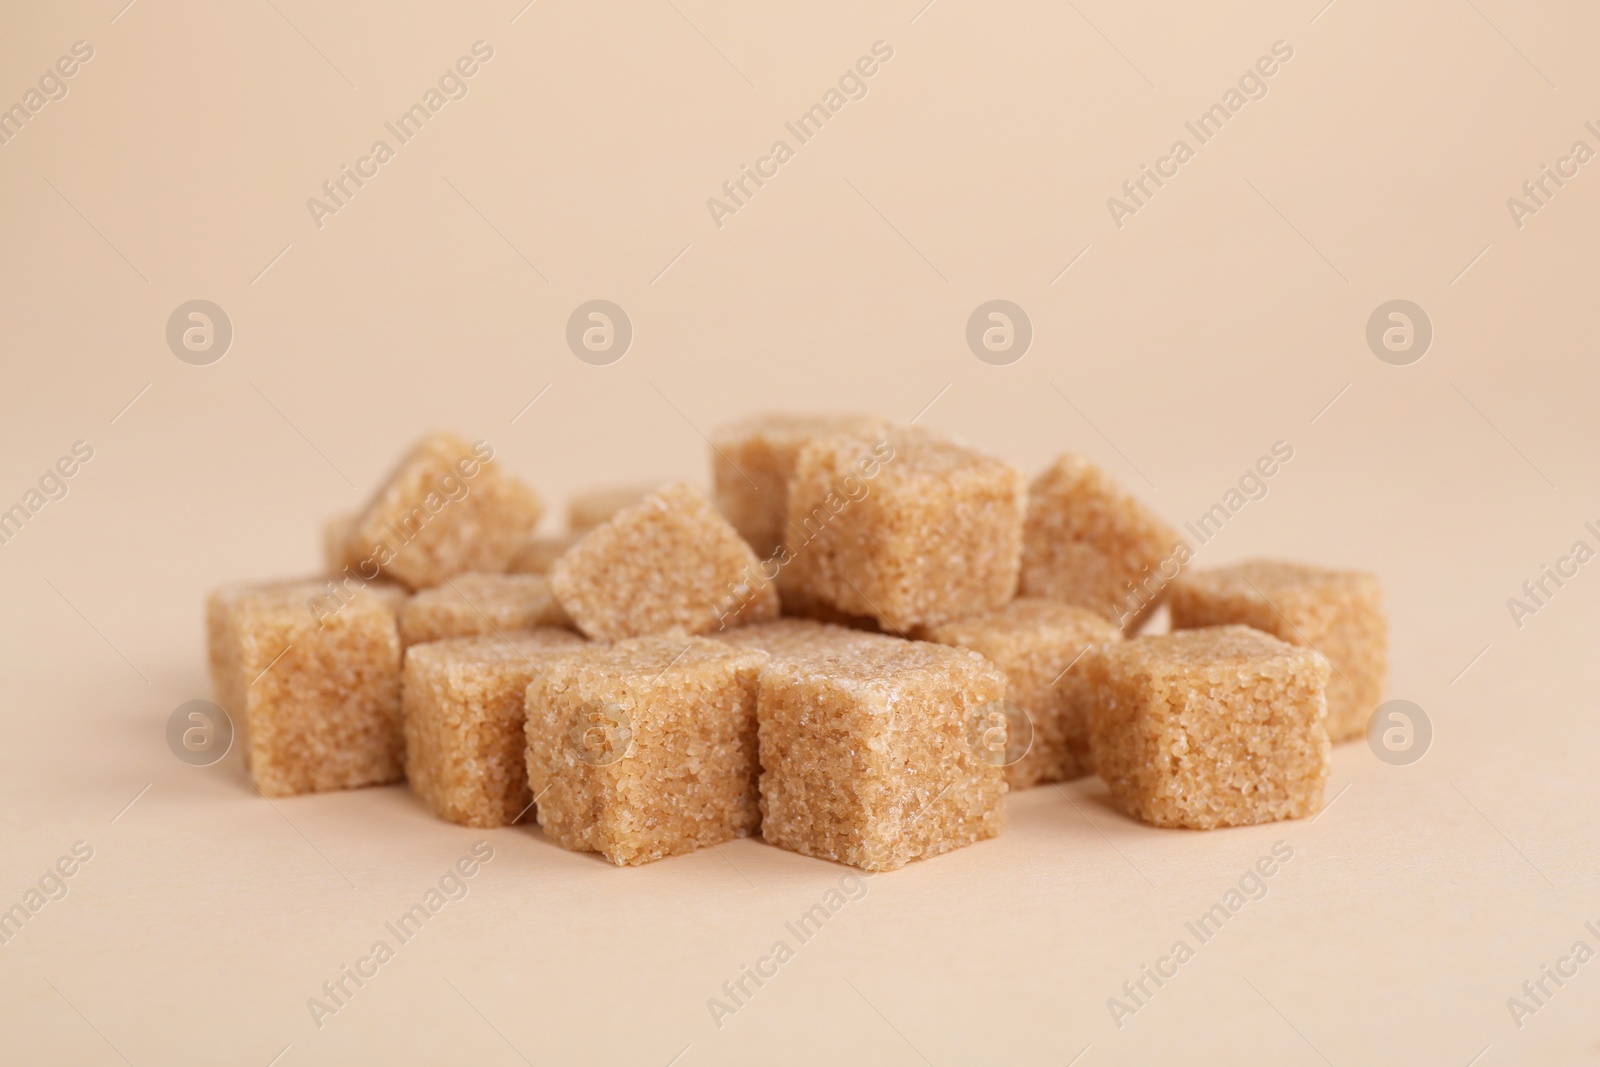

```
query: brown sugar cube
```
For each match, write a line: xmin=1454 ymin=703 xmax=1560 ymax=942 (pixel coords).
xmin=1019 ymin=453 xmax=1187 ymax=634
xmin=1086 ymin=626 xmax=1331 ymax=830
xmin=397 ymin=572 xmax=570 ymax=647
xmin=206 ymin=580 xmax=281 ymax=735
xmin=782 ymin=429 xmax=1025 ymax=633
xmin=710 ymin=413 xmax=894 ymax=559
xmin=549 ymin=482 xmax=778 ymax=640
xmin=206 ymin=579 xmax=407 ymax=797
xmin=567 ymin=483 xmax=657 ymax=532
xmin=915 ymin=599 xmax=1121 ymax=789
xmin=1168 ymin=560 xmax=1387 ymax=743
xmin=403 ymin=629 xmax=585 ymax=827
xmin=758 ymin=638 xmax=1009 ymax=871
xmin=508 ymin=532 xmax=580 ymax=576
xmin=322 ymin=513 xmax=354 ymax=574
xmin=525 ymin=636 xmax=766 ymax=866
xmin=344 ymin=431 xmax=543 ymax=590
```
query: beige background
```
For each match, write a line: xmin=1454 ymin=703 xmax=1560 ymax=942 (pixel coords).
xmin=1 ymin=0 xmax=1596 ymax=1063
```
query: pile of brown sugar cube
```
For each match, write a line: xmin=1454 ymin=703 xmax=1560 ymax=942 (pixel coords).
xmin=206 ymin=419 xmax=1388 ymax=870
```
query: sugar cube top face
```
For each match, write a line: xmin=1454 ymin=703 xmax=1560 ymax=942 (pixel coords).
xmin=508 ymin=532 xmax=580 ymax=576
xmin=782 ymin=429 xmax=1026 ymax=633
xmin=207 ymin=579 xmax=406 ymax=798
xmin=915 ymin=598 xmax=1121 ymax=788
xmin=397 ymin=572 xmax=569 ymax=647
xmin=403 ymin=629 xmax=585 ymax=827
xmin=549 ymin=482 xmax=779 ymax=641
xmin=1087 ymin=625 xmax=1331 ymax=830
xmin=757 ymin=638 xmax=1009 ymax=871
xmin=1168 ymin=559 xmax=1387 ymax=743
xmin=710 ymin=413 xmax=894 ymax=560
xmin=1019 ymin=453 xmax=1186 ymax=634
xmin=525 ymin=636 xmax=767 ymax=866
xmin=343 ymin=431 xmax=544 ymax=590
xmin=566 ymin=483 xmax=658 ymax=532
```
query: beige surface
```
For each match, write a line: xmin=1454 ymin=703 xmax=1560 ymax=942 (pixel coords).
xmin=0 ymin=0 xmax=1595 ymax=1064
